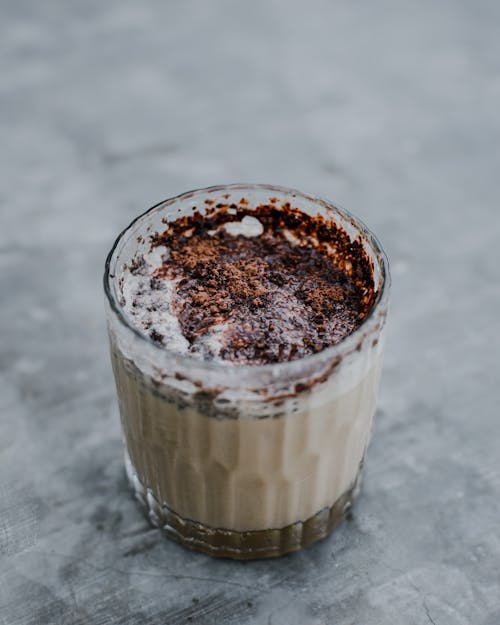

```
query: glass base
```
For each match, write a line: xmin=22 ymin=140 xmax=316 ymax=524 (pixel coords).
xmin=124 ymin=451 xmax=362 ymax=560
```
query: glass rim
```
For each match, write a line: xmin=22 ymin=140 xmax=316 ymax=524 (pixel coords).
xmin=103 ymin=183 xmax=391 ymax=377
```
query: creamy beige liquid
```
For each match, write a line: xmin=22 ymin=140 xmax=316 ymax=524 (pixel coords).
xmin=111 ymin=340 xmax=383 ymax=532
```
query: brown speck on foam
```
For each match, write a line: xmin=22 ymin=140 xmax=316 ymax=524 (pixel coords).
xmin=150 ymin=329 xmax=164 ymax=343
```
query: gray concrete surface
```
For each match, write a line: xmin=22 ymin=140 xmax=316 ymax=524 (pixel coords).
xmin=1 ymin=1 xmax=499 ymax=623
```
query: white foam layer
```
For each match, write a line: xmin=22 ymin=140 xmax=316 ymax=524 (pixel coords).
xmin=121 ymin=246 xmax=190 ymax=355
xmin=191 ymin=321 xmax=230 ymax=360
xmin=222 ymin=215 xmax=264 ymax=237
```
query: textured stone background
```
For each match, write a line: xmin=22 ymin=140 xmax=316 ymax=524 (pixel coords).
xmin=1 ymin=1 xmax=499 ymax=623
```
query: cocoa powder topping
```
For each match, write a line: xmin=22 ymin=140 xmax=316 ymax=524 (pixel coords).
xmin=126 ymin=202 xmax=376 ymax=364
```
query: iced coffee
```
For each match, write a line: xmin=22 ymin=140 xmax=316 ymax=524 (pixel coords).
xmin=104 ymin=184 xmax=390 ymax=559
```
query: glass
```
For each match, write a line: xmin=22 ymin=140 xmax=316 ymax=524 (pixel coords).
xmin=104 ymin=184 xmax=390 ymax=559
